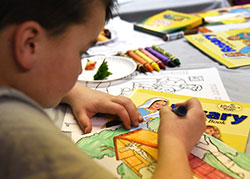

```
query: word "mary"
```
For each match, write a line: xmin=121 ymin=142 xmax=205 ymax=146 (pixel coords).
xmin=204 ymin=111 xmax=247 ymax=125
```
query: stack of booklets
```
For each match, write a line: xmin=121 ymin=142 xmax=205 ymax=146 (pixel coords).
xmin=185 ymin=27 xmax=250 ymax=68
xmin=134 ymin=10 xmax=203 ymax=38
xmin=194 ymin=3 xmax=250 ymax=25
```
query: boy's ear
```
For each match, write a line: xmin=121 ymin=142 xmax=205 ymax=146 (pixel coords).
xmin=13 ymin=21 xmax=42 ymax=70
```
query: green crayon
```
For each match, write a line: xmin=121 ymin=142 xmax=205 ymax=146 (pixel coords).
xmin=152 ymin=45 xmax=181 ymax=66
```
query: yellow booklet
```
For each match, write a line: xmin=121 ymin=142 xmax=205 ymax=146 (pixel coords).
xmin=185 ymin=28 xmax=250 ymax=68
xmin=134 ymin=10 xmax=203 ymax=38
xmin=128 ymin=88 xmax=250 ymax=152
xmin=194 ymin=4 xmax=250 ymax=25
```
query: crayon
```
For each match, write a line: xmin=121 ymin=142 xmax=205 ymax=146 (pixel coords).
xmin=134 ymin=49 xmax=160 ymax=72
xmin=198 ymin=26 xmax=212 ymax=33
xmin=172 ymin=106 xmax=188 ymax=117
xmin=145 ymin=47 xmax=176 ymax=67
xmin=139 ymin=48 xmax=166 ymax=70
xmin=127 ymin=50 xmax=154 ymax=72
xmin=116 ymin=52 xmax=148 ymax=73
xmin=152 ymin=45 xmax=181 ymax=66
xmin=105 ymin=118 xmax=122 ymax=127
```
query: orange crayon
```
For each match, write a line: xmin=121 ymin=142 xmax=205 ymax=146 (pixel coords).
xmin=127 ymin=50 xmax=153 ymax=72
xmin=134 ymin=49 xmax=160 ymax=71
xmin=139 ymin=48 xmax=166 ymax=70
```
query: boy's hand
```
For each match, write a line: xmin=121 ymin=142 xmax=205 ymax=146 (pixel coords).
xmin=158 ymin=98 xmax=206 ymax=154
xmin=62 ymin=82 xmax=143 ymax=133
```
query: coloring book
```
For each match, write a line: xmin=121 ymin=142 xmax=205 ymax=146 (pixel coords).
xmin=69 ymin=88 xmax=250 ymax=179
xmin=128 ymin=88 xmax=250 ymax=153
xmin=185 ymin=28 xmax=250 ymax=68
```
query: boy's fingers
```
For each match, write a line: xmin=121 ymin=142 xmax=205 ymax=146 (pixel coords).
xmin=111 ymin=97 xmax=141 ymax=127
xmin=74 ymin=110 xmax=93 ymax=134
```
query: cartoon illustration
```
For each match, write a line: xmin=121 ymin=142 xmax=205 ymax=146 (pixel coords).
xmin=205 ymin=125 xmax=221 ymax=140
xmin=225 ymin=32 xmax=250 ymax=58
xmin=193 ymin=135 xmax=250 ymax=179
xmin=224 ymin=46 xmax=250 ymax=58
xmin=228 ymin=32 xmax=250 ymax=40
xmin=137 ymin=98 xmax=168 ymax=117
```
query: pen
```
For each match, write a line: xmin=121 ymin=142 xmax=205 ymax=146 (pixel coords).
xmin=172 ymin=106 xmax=188 ymax=117
xmin=134 ymin=49 xmax=160 ymax=71
xmin=106 ymin=118 xmax=122 ymax=127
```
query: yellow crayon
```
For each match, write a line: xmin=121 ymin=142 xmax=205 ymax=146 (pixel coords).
xmin=134 ymin=49 xmax=160 ymax=71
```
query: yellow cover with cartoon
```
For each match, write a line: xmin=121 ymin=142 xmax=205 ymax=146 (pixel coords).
xmin=134 ymin=10 xmax=203 ymax=37
xmin=185 ymin=28 xmax=250 ymax=68
xmin=194 ymin=4 xmax=250 ymax=25
xmin=129 ymin=88 xmax=250 ymax=152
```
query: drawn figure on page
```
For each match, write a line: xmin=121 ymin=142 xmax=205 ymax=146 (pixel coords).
xmin=193 ymin=135 xmax=250 ymax=179
xmin=125 ymin=143 xmax=157 ymax=179
xmin=134 ymin=77 xmax=202 ymax=94
xmin=205 ymin=125 xmax=221 ymax=140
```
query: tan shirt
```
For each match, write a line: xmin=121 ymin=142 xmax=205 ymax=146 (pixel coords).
xmin=0 ymin=87 xmax=115 ymax=179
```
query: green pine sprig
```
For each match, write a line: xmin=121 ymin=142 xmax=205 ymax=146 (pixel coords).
xmin=94 ymin=59 xmax=112 ymax=80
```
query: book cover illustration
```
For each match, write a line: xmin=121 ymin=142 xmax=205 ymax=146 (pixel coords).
xmin=134 ymin=10 xmax=203 ymax=37
xmin=194 ymin=4 xmax=250 ymax=25
xmin=185 ymin=28 xmax=250 ymax=68
xmin=75 ymin=88 xmax=250 ymax=179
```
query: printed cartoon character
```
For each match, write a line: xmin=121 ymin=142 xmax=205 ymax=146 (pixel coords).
xmin=137 ymin=98 xmax=169 ymax=117
xmin=205 ymin=125 xmax=221 ymax=140
xmin=224 ymin=45 xmax=250 ymax=58
xmin=228 ymin=32 xmax=250 ymax=40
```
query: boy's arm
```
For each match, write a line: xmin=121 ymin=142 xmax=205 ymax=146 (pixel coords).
xmin=61 ymin=82 xmax=143 ymax=133
xmin=153 ymin=136 xmax=192 ymax=179
xmin=153 ymin=98 xmax=206 ymax=178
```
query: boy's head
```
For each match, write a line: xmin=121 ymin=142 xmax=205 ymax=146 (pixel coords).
xmin=0 ymin=0 xmax=116 ymax=107
xmin=0 ymin=0 xmax=115 ymax=35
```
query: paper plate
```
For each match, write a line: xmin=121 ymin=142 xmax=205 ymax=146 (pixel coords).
xmin=96 ymin=29 xmax=118 ymax=45
xmin=78 ymin=56 xmax=136 ymax=82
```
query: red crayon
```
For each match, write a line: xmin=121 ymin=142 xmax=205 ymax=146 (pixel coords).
xmin=127 ymin=50 xmax=154 ymax=72
xmin=139 ymin=48 xmax=166 ymax=70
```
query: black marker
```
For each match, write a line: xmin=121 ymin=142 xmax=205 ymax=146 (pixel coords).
xmin=172 ymin=106 xmax=188 ymax=117
xmin=105 ymin=118 xmax=122 ymax=127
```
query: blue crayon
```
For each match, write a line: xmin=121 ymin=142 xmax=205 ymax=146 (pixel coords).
xmin=145 ymin=47 xmax=176 ymax=67
xmin=172 ymin=106 xmax=187 ymax=117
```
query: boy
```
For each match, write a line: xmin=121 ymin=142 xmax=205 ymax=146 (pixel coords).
xmin=0 ymin=0 xmax=206 ymax=178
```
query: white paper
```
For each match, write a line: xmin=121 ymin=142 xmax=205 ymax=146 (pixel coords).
xmin=62 ymin=67 xmax=230 ymax=140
